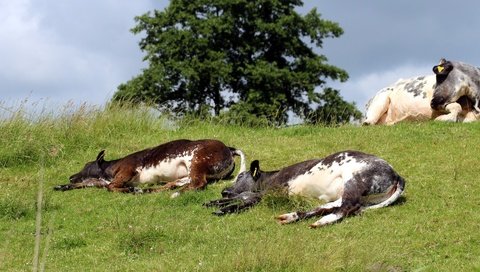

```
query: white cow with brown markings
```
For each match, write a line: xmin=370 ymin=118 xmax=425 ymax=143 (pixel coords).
xmin=54 ymin=139 xmax=246 ymax=194
xmin=205 ymin=150 xmax=405 ymax=228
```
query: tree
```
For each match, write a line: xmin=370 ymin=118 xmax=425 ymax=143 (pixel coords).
xmin=305 ymin=88 xmax=362 ymax=125
xmin=114 ymin=0 xmax=361 ymax=125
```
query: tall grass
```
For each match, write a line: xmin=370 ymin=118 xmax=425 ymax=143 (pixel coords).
xmin=1 ymin=103 xmax=480 ymax=271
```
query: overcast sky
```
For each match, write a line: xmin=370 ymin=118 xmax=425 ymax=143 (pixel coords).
xmin=2 ymin=0 xmax=480 ymax=114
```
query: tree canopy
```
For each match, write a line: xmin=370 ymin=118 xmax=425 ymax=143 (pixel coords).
xmin=114 ymin=0 xmax=361 ymax=125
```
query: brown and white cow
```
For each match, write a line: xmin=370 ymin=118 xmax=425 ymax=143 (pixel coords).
xmin=363 ymin=75 xmax=478 ymax=125
xmin=431 ymin=58 xmax=480 ymax=121
xmin=54 ymin=139 xmax=246 ymax=194
xmin=205 ymin=150 xmax=405 ymax=228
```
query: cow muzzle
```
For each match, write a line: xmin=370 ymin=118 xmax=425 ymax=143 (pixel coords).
xmin=430 ymin=96 xmax=447 ymax=111
xmin=69 ymin=174 xmax=82 ymax=183
xmin=221 ymin=187 xmax=236 ymax=198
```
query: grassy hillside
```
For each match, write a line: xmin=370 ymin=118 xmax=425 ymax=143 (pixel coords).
xmin=1 ymin=105 xmax=480 ymax=271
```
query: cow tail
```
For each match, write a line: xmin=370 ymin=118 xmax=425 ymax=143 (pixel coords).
xmin=229 ymin=147 xmax=246 ymax=182
xmin=395 ymin=174 xmax=406 ymax=196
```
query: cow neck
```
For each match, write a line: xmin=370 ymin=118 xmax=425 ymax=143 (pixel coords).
xmin=256 ymin=170 xmax=281 ymax=192
xmin=99 ymin=159 xmax=121 ymax=179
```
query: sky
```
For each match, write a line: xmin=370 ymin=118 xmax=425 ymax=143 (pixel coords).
xmin=2 ymin=0 xmax=480 ymax=115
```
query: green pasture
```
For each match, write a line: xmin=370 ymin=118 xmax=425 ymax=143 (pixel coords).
xmin=1 ymin=106 xmax=480 ymax=271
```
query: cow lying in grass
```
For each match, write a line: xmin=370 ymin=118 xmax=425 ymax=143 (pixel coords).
xmin=54 ymin=139 xmax=246 ymax=194
xmin=205 ymin=151 xmax=405 ymax=228
xmin=431 ymin=58 xmax=480 ymax=120
xmin=363 ymin=75 xmax=478 ymax=125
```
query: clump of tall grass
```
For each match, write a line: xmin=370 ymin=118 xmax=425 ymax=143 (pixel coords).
xmin=0 ymin=100 xmax=174 ymax=168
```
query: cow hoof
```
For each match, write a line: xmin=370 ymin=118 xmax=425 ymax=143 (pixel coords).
xmin=132 ymin=187 xmax=144 ymax=194
xmin=54 ymin=184 xmax=71 ymax=191
xmin=276 ymin=212 xmax=299 ymax=224
xmin=362 ymin=121 xmax=371 ymax=126
xmin=212 ymin=210 xmax=225 ymax=216
xmin=170 ymin=192 xmax=181 ymax=198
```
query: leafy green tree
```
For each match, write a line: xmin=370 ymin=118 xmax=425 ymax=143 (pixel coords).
xmin=114 ymin=0 xmax=360 ymax=125
xmin=305 ymin=88 xmax=362 ymax=125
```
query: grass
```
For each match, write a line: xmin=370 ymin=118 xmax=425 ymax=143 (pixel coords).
xmin=1 ymin=104 xmax=480 ymax=271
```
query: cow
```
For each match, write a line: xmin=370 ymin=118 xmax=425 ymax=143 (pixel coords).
xmin=205 ymin=150 xmax=405 ymax=228
xmin=363 ymin=75 xmax=478 ymax=125
xmin=431 ymin=58 xmax=480 ymax=121
xmin=54 ymin=139 xmax=246 ymax=194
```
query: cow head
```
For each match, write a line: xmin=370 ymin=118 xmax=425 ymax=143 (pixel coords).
xmin=221 ymin=160 xmax=262 ymax=197
xmin=431 ymin=59 xmax=479 ymax=111
xmin=431 ymin=59 xmax=456 ymax=111
xmin=69 ymin=150 xmax=109 ymax=183
xmin=205 ymin=160 xmax=264 ymax=215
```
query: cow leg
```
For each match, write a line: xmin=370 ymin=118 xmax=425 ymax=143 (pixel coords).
xmin=182 ymin=163 xmax=208 ymax=191
xmin=107 ymin=170 xmax=137 ymax=193
xmin=363 ymin=92 xmax=390 ymax=125
xmin=143 ymin=177 xmax=191 ymax=193
xmin=310 ymin=175 xmax=364 ymax=228
xmin=474 ymin=98 xmax=480 ymax=113
xmin=461 ymin=111 xmax=479 ymax=122
xmin=183 ymin=174 xmax=207 ymax=191
xmin=310 ymin=200 xmax=361 ymax=228
xmin=206 ymin=192 xmax=263 ymax=215
xmin=276 ymin=198 xmax=342 ymax=224
xmin=434 ymin=102 xmax=462 ymax=122
xmin=54 ymin=178 xmax=109 ymax=191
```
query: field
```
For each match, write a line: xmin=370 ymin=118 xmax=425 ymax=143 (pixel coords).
xmin=1 ymin=105 xmax=480 ymax=271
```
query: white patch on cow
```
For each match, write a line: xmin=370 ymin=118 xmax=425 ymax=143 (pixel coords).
xmin=135 ymin=152 xmax=194 ymax=184
xmin=101 ymin=178 xmax=110 ymax=185
xmin=287 ymin=155 xmax=367 ymax=203
xmin=173 ymin=177 xmax=191 ymax=187
xmin=318 ymin=198 xmax=343 ymax=209
xmin=311 ymin=213 xmax=343 ymax=227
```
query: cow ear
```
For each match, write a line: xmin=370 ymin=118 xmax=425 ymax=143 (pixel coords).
xmin=433 ymin=60 xmax=453 ymax=75
xmin=250 ymin=160 xmax=260 ymax=180
xmin=96 ymin=150 xmax=105 ymax=163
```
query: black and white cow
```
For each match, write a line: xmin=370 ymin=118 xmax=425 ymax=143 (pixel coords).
xmin=54 ymin=139 xmax=246 ymax=194
xmin=205 ymin=151 xmax=405 ymax=228
xmin=364 ymin=75 xmax=478 ymax=125
xmin=431 ymin=58 xmax=480 ymax=121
